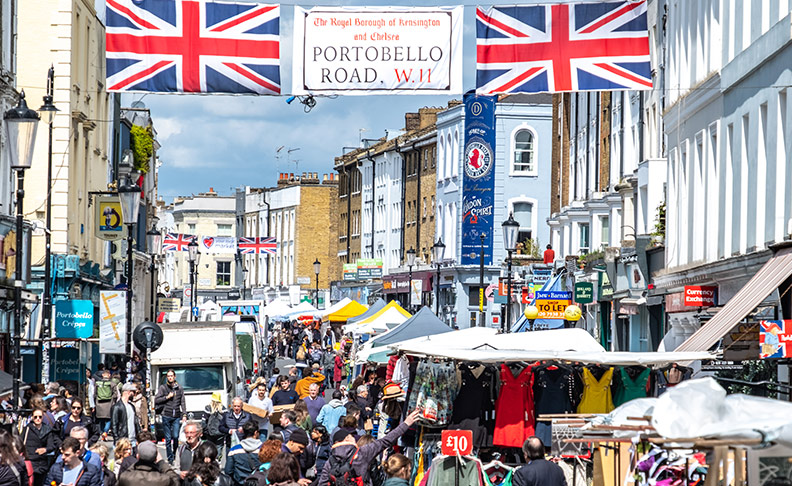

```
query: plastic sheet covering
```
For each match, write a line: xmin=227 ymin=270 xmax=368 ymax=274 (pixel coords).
xmin=651 ymin=377 xmax=792 ymax=446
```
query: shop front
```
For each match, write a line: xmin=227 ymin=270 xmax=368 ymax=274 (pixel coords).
xmin=382 ymin=271 xmax=433 ymax=311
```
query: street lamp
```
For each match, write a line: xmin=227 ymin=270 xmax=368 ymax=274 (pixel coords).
xmin=313 ymin=258 xmax=321 ymax=308
xmin=146 ymin=226 xmax=162 ymax=321
xmin=38 ymin=67 xmax=58 ymax=385
xmin=4 ymin=91 xmax=40 ymax=408
xmin=479 ymin=233 xmax=485 ymax=327
xmin=502 ymin=213 xmax=519 ymax=333
xmin=118 ymin=175 xmax=140 ymax=356
xmin=406 ymin=247 xmax=416 ymax=312
xmin=242 ymin=266 xmax=249 ymax=299
xmin=431 ymin=238 xmax=445 ymax=316
xmin=187 ymin=239 xmax=199 ymax=321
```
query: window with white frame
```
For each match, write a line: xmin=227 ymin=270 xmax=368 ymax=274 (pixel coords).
xmin=512 ymin=202 xmax=533 ymax=244
xmin=217 ymin=224 xmax=233 ymax=236
xmin=513 ymin=129 xmax=536 ymax=174
xmin=579 ymin=223 xmax=590 ymax=254
xmin=216 ymin=261 xmax=231 ymax=286
xmin=600 ymin=216 xmax=610 ymax=248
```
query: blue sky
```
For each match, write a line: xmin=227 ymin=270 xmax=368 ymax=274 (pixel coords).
xmin=124 ymin=0 xmax=494 ymax=201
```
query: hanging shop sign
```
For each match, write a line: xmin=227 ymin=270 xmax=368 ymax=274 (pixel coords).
xmin=51 ymin=346 xmax=81 ymax=382
xmin=683 ymin=285 xmax=717 ymax=307
xmin=55 ymin=300 xmax=94 ymax=339
xmin=760 ymin=320 xmax=792 ymax=359
xmin=461 ymin=93 xmax=496 ymax=266
xmin=343 ymin=263 xmax=358 ymax=281
xmin=95 ymin=195 xmax=124 ymax=241
xmin=99 ymin=290 xmax=127 ymax=354
xmin=410 ymin=279 xmax=423 ymax=307
xmin=598 ymin=270 xmax=614 ymax=298
xmin=575 ymin=282 xmax=594 ymax=304
xmin=535 ymin=291 xmax=572 ymax=319
xmin=292 ymin=6 xmax=462 ymax=95
xmin=356 ymin=259 xmax=383 ymax=279
xmin=533 ymin=268 xmax=552 ymax=286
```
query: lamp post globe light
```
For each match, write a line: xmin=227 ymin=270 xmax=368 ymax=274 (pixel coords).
xmin=187 ymin=239 xmax=199 ymax=321
xmin=4 ymin=91 xmax=40 ymax=409
xmin=146 ymin=226 xmax=162 ymax=321
xmin=38 ymin=68 xmax=58 ymax=385
xmin=118 ymin=176 xmax=140 ymax=357
xmin=431 ymin=238 xmax=445 ymax=316
xmin=502 ymin=213 xmax=519 ymax=333
xmin=313 ymin=258 xmax=321 ymax=308
xmin=406 ymin=247 xmax=416 ymax=312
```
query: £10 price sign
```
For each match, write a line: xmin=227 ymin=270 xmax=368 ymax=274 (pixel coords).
xmin=441 ymin=430 xmax=473 ymax=456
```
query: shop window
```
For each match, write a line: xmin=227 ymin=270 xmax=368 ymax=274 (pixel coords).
xmin=216 ymin=261 xmax=231 ymax=286
xmin=513 ymin=202 xmax=533 ymax=243
xmin=468 ymin=286 xmax=482 ymax=307
xmin=512 ymin=129 xmax=536 ymax=175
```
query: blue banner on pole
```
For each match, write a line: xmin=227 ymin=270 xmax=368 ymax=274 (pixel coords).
xmin=55 ymin=300 xmax=94 ymax=339
xmin=461 ymin=93 xmax=496 ymax=266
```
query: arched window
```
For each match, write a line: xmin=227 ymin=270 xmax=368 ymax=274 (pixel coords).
xmin=513 ymin=129 xmax=536 ymax=175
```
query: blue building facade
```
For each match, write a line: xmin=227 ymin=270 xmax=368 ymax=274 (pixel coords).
xmin=436 ymin=94 xmax=554 ymax=329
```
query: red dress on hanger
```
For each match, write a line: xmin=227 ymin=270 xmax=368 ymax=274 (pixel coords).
xmin=493 ymin=363 xmax=535 ymax=448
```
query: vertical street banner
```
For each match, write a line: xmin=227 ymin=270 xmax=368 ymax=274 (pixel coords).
xmin=99 ymin=291 xmax=127 ymax=354
xmin=292 ymin=6 xmax=463 ymax=95
xmin=461 ymin=94 xmax=496 ymax=265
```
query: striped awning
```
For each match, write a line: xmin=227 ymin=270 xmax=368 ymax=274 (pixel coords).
xmin=676 ymin=246 xmax=792 ymax=352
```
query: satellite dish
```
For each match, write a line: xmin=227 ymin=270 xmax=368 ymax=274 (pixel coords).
xmin=133 ymin=321 xmax=163 ymax=352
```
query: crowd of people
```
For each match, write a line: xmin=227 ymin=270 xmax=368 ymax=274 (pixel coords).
xmin=0 ymin=320 xmax=566 ymax=486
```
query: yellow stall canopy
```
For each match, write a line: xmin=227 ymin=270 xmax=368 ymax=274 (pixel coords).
xmin=343 ymin=301 xmax=411 ymax=335
xmin=326 ymin=299 xmax=368 ymax=323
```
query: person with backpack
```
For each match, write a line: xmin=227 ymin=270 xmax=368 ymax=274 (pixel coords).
xmin=317 ymin=410 xmax=419 ymax=486
xmin=154 ymin=369 xmax=186 ymax=464
xmin=224 ymin=422 xmax=261 ymax=486
xmin=94 ymin=371 xmax=117 ymax=438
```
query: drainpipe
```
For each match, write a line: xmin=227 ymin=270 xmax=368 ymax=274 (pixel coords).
xmin=400 ymin=142 xmax=407 ymax=263
xmin=365 ymin=150 xmax=376 ymax=260
xmin=595 ymin=94 xmax=600 ymax=191
xmin=573 ymin=94 xmax=579 ymax=198
xmin=620 ymin=91 xmax=626 ymax=180
xmin=585 ymin=94 xmax=591 ymax=197
xmin=638 ymin=93 xmax=645 ymax=163
xmin=345 ymin=167 xmax=351 ymax=263
xmin=414 ymin=142 xmax=421 ymax=254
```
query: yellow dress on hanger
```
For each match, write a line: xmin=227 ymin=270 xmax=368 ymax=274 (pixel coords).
xmin=577 ymin=367 xmax=615 ymax=414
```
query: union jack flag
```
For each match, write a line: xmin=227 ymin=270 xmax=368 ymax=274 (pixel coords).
xmin=163 ymin=233 xmax=196 ymax=252
xmin=476 ymin=1 xmax=652 ymax=94
xmin=238 ymin=236 xmax=276 ymax=254
xmin=106 ymin=0 xmax=280 ymax=94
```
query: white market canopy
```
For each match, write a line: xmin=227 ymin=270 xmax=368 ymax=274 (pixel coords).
xmin=389 ymin=327 xmax=716 ymax=366
xmin=283 ymin=301 xmax=319 ymax=318
xmin=262 ymin=299 xmax=293 ymax=317
xmin=321 ymin=297 xmax=352 ymax=318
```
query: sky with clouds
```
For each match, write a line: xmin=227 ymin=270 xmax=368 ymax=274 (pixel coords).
xmin=123 ymin=1 xmax=517 ymax=201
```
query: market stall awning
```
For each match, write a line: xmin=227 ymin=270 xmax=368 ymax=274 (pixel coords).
xmin=346 ymin=299 xmax=386 ymax=325
xmin=326 ymin=299 xmax=368 ymax=323
xmin=369 ymin=306 xmax=451 ymax=346
xmin=280 ymin=302 xmax=319 ymax=319
xmin=343 ymin=301 xmax=411 ymax=334
xmin=321 ymin=298 xmax=352 ymax=318
xmin=676 ymin=246 xmax=792 ymax=352
xmin=262 ymin=299 xmax=293 ymax=317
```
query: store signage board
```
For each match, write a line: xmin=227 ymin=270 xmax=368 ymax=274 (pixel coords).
xmin=760 ymin=320 xmax=792 ymax=359
xmin=684 ymin=285 xmax=717 ymax=306
xmin=357 ymin=259 xmax=383 ymax=279
xmin=95 ymin=196 xmax=125 ymax=241
xmin=533 ymin=268 xmax=551 ymax=286
xmin=158 ymin=298 xmax=180 ymax=313
xmin=55 ymin=300 xmax=94 ymax=339
xmin=575 ymin=282 xmax=594 ymax=304
xmin=296 ymin=277 xmax=311 ymax=285
xmin=343 ymin=263 xmax=358 ymax=281
xmin=535 ymin=291 xmax=572 ymax=319
xmin=441 ymin=430 xmax=472 ymax=456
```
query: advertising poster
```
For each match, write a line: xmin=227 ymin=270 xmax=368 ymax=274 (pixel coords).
xmin=293 ymin=6 xmax=463 ymax=94
xmin=461 ymin=93 xmax=496 ymax=265
xmin=54 ymin=300 xmax=94 ymax=339
xmin=760 ymin=320 xmax=792 ymax=359
xmin=99 ymin=291 xmax=127 ymax=354
xmin=410 ymin=279 xmax=423 ymax=307
xmin=356 ymin=259 xmax=383 ymax=279
xmin=343 ymin=263 xmax=358 ymax=281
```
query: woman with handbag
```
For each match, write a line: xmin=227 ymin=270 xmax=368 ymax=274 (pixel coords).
xmin=22 ymin=410 xmax=55 ymax=486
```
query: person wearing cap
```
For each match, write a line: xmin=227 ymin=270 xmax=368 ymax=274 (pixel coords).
xmin=317 ymin=410 xmax=420 ymax=486
xmin=154 ymin=369 xmax=186 ymax=465
xmin=316 ymin=390 xmax=346 ymax=434
xmin=118 ymin=440 xmax=180 ymax=486
xmin=295 ymin=366 xmax=325 ymax=399
xmin=281 ymin=428 xmax=309 ymax=457
xmin=46 ymin=437 xmax=101 ymax=486
xmin=111 ymin=383 xmax=140 ymax=447
xmin=202 ymin=392 xmax=227 ymax=458
xmin=224 ymin=421 xmax=262 ymax=486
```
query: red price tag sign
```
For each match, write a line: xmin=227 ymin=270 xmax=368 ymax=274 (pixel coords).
xmin=441 ymin=430 xmax=473 ymax=456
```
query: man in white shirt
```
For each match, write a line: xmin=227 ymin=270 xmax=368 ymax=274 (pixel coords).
xmin=247 ymin=382 xmax=273 ymax=439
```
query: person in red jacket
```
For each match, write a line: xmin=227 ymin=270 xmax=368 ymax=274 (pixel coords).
xmin=333 ymin=352 xmax=344 ymax=390
xmin=543 ymin=245 xmax=555 ymax=265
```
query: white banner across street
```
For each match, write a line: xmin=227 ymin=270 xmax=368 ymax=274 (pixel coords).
xmin=292 ymin=6 xmax=463 ymax=95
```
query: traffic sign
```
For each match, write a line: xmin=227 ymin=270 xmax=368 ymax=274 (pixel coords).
xmin=441 ymin=430 xmax=473 ymax=456
xmin=192 ymin=307 xmax=199 ymax=317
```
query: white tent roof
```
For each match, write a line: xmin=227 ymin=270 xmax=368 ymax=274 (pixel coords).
xmin=344 ymin=306 xmax=410 ymax=335
xmin=321 ymin=298 xmax=353 ymax=318
xmin=390 ymin=326 xmax=498 ymax=353
xmin=284 ymin=301 xmax=319 ymax=317
xmin=262 ymin=299 xmax=292 ymax=317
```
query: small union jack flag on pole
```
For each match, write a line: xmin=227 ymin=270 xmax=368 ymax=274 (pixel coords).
xmin=238 ymin=237 xmax=277 ymax=255
xmin=163 ymin=233 xmax=196 ymax=252
xmin=476 ymin=1 xmax=652 ymax=94
xmin=106 ymin=0 xmax=280 ymax=94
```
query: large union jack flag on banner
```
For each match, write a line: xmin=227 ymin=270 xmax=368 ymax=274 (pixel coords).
xmin=106 ymin=0 xmax=280 ymax=94
xmin=238 ymin=237 xmax=277 ymax=254
xmin=476 ymin=1 xmax=652 ymax=94
xmin=163 ymin=233 xmax=196 ymax=252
